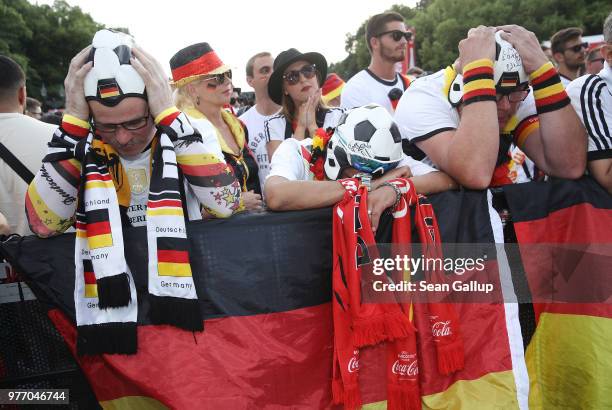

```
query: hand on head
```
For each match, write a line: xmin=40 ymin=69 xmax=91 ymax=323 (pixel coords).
xmin=130 ymin=47 xmax=174 ymax=119
xmin=64 ymin=45 xmax=93 ymax=121
xmin=457 ymin=26 xmax=496 ymax=71
xmin=496 ymin=25 xmax=548 ymax=74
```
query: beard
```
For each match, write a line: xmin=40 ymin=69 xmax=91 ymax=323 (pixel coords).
xmin=380 ymin=43 xmax=406 ymax=63
xmin=566 ymin=60 xmax=585 ymax=71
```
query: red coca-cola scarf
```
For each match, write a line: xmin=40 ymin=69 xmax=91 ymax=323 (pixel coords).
xmin=331 ymin=178 xmax=464 ymax=410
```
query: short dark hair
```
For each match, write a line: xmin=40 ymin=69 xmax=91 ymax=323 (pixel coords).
xmin=246 ymin=52 xmax=272 ymax=78
xmin=365 ymin=12 xmax=405 ymax=52
xmin=550 ymin=27 xmax=583 ymax=54
xmin=0 ymin=55 xmax=25 ymax=101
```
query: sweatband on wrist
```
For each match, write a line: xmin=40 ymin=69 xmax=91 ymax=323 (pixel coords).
xmin=62 ymin=114 xmax=90 ymax=138
xmin=529 ymin=62 xmax=570 ymax=114
xmin=154 ymin=107 xmax=180 ymax=126
xmin=462 ymin=59 xmax=496 ymax=106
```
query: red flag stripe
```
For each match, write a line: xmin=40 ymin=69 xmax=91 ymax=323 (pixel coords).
xmin=148 ymin=199 xmax=183 ymax=209
xmin=157 ymin=250 xmax=190 ymax=264
xmin=86 ymin=221 xmax=112 ymax=237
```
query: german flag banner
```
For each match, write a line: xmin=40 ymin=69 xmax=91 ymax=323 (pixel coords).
xmin=2 ymin=190 xmax=526 ymax=409
xmin=503 ymin=177 xmax=612 ymax=409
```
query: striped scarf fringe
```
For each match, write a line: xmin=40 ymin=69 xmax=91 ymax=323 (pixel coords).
xmin=74 ymin=132 xmax=202 ymax=356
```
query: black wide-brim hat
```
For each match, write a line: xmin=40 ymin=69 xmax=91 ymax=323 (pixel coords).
xmin=268 ymin=48 xmax=327 ymax=105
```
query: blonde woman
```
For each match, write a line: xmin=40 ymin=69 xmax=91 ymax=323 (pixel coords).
xmin=171 ymin=43 xmax=262 ymax=211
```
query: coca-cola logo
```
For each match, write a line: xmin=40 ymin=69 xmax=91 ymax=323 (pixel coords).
xmin=431 ymin=320 xmax=452 ymax=337
xmin=348 ymin=357 xmax=360 ymax=373
xmin=348 ymin=350 xmax=360 ymax=373
xmin=392 ymin=360 xmax=418 ymax=377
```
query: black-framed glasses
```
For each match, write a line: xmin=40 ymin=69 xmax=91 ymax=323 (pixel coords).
xmin=283 ymin=64 xmax=317 ymax=86
xmin=93 ymin=111 xmax=150 ymax=133
xmin=496 ymin=88 xmax=530 ymax=103
xmin=564 ymin=42 xmax=588 ymax=53
xmin=203 ymin=70 xmax=233 ymax=89
xmin=377 ymin=30 xmax=412 ymax=42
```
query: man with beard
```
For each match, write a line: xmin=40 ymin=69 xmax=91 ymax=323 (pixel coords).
xmin=340 ymin=12 xmax=411 ymax=114
xmin=551 ymin=27 xmax=587 ymax=85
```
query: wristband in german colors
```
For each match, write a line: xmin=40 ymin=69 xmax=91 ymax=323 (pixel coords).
xmin=529 ymin=62 xmax=570 ymax=114
xmin=154 ymin=106 xmax=181 ymax=126
xmin=62 ymin=114 xmax=90 ymax=138
xmin=462 ymin=59 xmax=496 ymax=106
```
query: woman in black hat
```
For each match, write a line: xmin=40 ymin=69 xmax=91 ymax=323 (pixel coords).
xmin=264 ymin=48 xmax=345 ymax=160
xmin=170 ymin=42 xmax=262 ymax=212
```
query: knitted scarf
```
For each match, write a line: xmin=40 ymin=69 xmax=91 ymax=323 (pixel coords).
xmin=74 ymin=129 xmax=202 ymax=356
xmin=331 ymin=178 xmax=464 ymax=409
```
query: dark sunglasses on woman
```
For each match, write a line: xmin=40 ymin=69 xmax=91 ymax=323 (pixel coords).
xmin=377 ymin=30 xmax=412 ymax=42
xmin=204 ymin=70 xmax=233 ymax=89
xmin=283 ymin=64 xmax=317 ymax=86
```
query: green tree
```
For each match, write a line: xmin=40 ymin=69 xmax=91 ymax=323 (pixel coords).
xmin=0 ymin=0 xmax=102 ymax=107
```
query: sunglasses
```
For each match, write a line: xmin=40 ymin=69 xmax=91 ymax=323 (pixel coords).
xmin=564 ymin=42 xmax=588 ymax=53
xmin=496 ymin=88 xmax=530 ymax=104
xmin=93 ymin=111 xmax=150 ymax=133
xmin=377 ymin=30 xmax=412 ymax=42
xmin=283 ymin=64 xmax=317 ymax=86
xmin=202 ymin=70 xmax=233 ymax=89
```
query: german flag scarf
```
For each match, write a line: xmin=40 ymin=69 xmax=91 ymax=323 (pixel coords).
xmin=74 ymin=130 xmax=202 ymax=356
xmin=332 ymin=178 xmax=464 ymax=409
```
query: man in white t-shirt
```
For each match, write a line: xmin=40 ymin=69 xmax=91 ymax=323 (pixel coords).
xmin=0 ymin=55 xmax=56 ymax=235
xmin=340 ymin=11 xmax=411 ymax=114
xmin=567 ymin=12 xmax=612 ymax=194
xmin=396 ymin=25 xmax=586 ymax=191
xmin=265 ymin=104 xmax=456 ymax=231
xmin=550 ymin=27 xmax=587 ymax=86
xmin=239 ymin=52 xmax=280 ymax=193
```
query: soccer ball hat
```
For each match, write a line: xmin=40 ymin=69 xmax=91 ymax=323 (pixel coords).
xmin=448 ymin=31 xmax=529 ymax=105
xmin=324 ymin=104 xmax=403 ymax=180
xmin=84 ymin=29 xmax=146 ymax=107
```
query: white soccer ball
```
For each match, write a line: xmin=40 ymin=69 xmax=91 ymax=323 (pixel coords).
xmin=84 ymin=29 xmax=145 ymax=106
xmin=325 ymin=104 xmax=403 ymax=180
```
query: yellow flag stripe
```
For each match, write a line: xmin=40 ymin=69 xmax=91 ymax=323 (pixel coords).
xmin=148 ymin=208 xmax=184 ymax=217
xmin=85 ymin=180 xmax=115 ymax=190
xmin=533 ymin=83 xmax=565 ymax=99
xmin=176 ymin=154 xmax=225 ymax=166
xmin=84 ymin=284 xmax=98 ymax=298
xmin=158 ymin=262 xmax=192 ymax=277
xmin=88 ymin=234 xmax=113 ymax=249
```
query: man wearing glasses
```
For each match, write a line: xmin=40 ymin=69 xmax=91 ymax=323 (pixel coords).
xmin=550 ymin=27 xmax=588 ymax=85
xmin=567 ymin=12 xmax=612 ymax=194
xmin=340 ymin=12 xmax=412 ymax=114
xmin=27 ymin=30 xmax=241 ymax=237
xmin=396 ymin=25 xmax=586 ymax=191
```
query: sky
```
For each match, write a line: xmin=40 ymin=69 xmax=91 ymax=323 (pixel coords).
xmin=34 ymin=0 xmax=417 ymax=92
